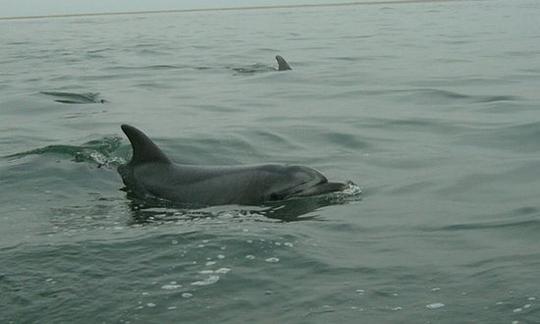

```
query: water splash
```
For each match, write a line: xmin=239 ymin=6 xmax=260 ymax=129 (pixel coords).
xmin=5 ymin=136 xmax=125 ymax=167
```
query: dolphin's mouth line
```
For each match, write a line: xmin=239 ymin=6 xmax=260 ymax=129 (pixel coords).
xmin=271 ymin=178 xmax=345 ymax=201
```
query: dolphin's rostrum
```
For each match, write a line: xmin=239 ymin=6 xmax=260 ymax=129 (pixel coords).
xmin=118 ymin=124 xmax=346 ymax=206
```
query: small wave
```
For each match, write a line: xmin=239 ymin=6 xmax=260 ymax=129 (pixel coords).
xmin=231 ymin=63 xmax=276 ymax=74
xmin=109 ymin=64 xmax=187 ymax=71
xmin=5 ymin=136 xmax=124 ymax=167
xmin=385 ymin=88 xmax=520 ymax=104
xmin=426 ymin=218 xmax=540 ymax=232
xmin=40 ymin=91 xmax=106 ymax=104
xmin=322 ymin=131 xmax=371 ymax=150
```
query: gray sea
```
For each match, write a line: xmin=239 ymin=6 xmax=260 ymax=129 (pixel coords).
xmin=1 ymin=0 xmax=540 ymax=323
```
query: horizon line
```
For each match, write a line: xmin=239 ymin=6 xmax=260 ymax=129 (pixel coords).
xmin=0 ymin=0 xmax=474 ymax=21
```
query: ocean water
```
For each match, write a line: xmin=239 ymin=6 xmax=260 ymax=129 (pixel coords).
xmin=1 ymin=0 xmax=540 ymax=323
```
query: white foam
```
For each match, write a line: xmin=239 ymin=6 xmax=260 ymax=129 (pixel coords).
xmin=513 ymin=308 xmax=522 ymax=313
xmin=246 ymin=255 xmax=255 ymax=260
xmin=182 ymin=292 xmax=193 ymax=298
xmin=265 ymin=257 xmax=280 ymax=263
xmin=206 ymin=261 xmax=216 ymax=266
xmin=215 ymin=268 xmax=231 ymax=274
xmin=191 ymin=275 xmax=220 ymax=286
xmin=199 ymin=270 xmax=214 ymax=274
xmin=161 ymin=284 xmax=182 ymax=290
xmin=146 ymin=303 xmax=156 ymax=308
xmin=426 ymin=303 xmax=445 ymax=309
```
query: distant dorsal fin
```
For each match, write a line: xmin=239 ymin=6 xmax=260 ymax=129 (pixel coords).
xmin=275 ymin=55 xmax=292 ymax=71
xmin=121 ymin=124 xmax=171 ymax=165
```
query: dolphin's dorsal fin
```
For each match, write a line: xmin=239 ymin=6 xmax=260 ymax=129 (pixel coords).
xmin=275 ymin=55 xmax=292 ymax=71
xmin=121 ymin=124 xmax=171 ymax=165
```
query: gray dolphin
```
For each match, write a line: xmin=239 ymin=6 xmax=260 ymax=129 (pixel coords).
xmin=275 ymin=55 xmax=292 ymax=71
xmin=118 ymin=124 xmax=345 ymax=206
xmin=41 ymin=91 xmax=106 ymax=104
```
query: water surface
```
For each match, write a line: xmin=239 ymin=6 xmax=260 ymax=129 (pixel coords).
xmin=1 ymin=0 xmax=540 ymax=322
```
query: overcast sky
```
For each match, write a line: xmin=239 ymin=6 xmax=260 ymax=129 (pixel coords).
xmin=0 ymin=0 xmax=371 ymax=18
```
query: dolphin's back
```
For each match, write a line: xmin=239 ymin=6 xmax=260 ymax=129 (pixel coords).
xmin=132 ymin=163 xmax=291 ymax=205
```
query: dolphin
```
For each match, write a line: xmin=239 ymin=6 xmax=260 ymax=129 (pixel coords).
xmin=118 ymin=124 xmax=346 ymax=206
xmin=275 ymin=55 xmax=292 ymax=71
xmin=41 ymin=91 xmax=106 ymax=104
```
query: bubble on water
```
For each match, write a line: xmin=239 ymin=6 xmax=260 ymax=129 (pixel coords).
xmin=182 ymin=293 xmax=193 ymax=298
xmin=167 ymin=306 xmax=177 ymax=310
xmin=284 ymin=242 xmax=294 ymax=247
xmin=356 ymin=289 xmax=365 ymax=294
xmin=206 ymin=261 xmax=216 ymax=266
xmin=431 ymin=287 xmax=441 ymax=292
xmin=392 ymin=306 xmax=402 ymax=311
xmin=215 ymin=268 xmax=231 ymax=274
xmin=513 ymin=308 xmax=522 ymax=313
xmin=523 ymin=304 xmax=531 ymax=309
xmin=146 ymin=303 xmax=156 ymax=307
xmin=217 ymin=254 xmax=225 ymax=259
xmin=197 ymin=244 xmax=205 ymax=248
xmin=512 ymin=321 xmax=519 ymax=324
xmin=246 ymin=240 xmax=253 ymax=244
xmin=171 ymin=240 xmax=178 ymax=245
xmin=426 ymin=303 xmax=445 ymax=309
xmin=45 ymin=278 xmax=53 ymax=282
xmin=142 ymin=292 xmax=149 ymax=296
xmin=265 ymin=257 xmax=279 ymax=263
xmin=191 ymin=275 xmax=220 ymax=286
xmin=496 ymin=301 xmax=504 ymax=305
xmin=528 ymin=297 xmax=536 ymax=301
xmin=246 ymin=255 xmax=255 ymax=260
xmin=202 ymin=240 xmax=209 ymax=243
xmin=275 ymin=242 xmax=281 ymax=246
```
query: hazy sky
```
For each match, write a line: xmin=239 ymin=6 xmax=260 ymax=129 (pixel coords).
xmin=0 ymin=0 xmax=366 ymax=18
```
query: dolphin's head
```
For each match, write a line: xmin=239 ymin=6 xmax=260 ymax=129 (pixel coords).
xmin=265 ymin=165 xmax=346 ymax=201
